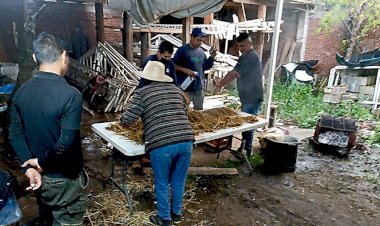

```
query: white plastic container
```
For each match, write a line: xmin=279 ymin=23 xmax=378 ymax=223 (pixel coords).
xmin=180 ymin=72 xmax=198 ymax=90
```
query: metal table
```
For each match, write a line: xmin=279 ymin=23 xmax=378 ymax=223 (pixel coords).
xmin=92 ymin=113 xmax=268 ymax=211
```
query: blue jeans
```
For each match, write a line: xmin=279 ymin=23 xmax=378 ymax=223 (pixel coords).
xmin=150 ymin=141 xmax=193 ymax=221
xmin=241 ymin=102 xmax=261 ymax=153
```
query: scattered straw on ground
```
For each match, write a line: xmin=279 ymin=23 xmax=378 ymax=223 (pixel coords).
xmin=108 ymin=107 xmax=258 ymax=144
xmin=84 ymin=176 xmax=211 ymax=225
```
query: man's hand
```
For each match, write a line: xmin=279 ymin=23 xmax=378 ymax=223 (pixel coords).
xmin=25 ymin=168 xmax=42 ymax=190
xmin=209 ymin=47 xmax=217 ymax=58
xmin=213 ymin=83 xmax=223 ymax=95
xmin=22 ymin=158 xmax=43 ymax=173
xmin=186 ymin=69 xmax=197 ymax=78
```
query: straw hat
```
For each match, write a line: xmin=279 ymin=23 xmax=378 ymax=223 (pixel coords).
xmin=138 ymin=61 xmax=173 ymax=83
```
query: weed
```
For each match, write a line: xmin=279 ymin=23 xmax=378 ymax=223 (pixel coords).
xmin=212 ymin=160 xmax=241 ymax=168
xmin=249 ymin=153 xmax=264 ymax=167
xmin=363 ymin=173 xmax=379 ymax=184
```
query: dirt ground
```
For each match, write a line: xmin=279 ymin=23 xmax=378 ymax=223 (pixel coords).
xmin=1 ymin=113 xmax=379 ymax=226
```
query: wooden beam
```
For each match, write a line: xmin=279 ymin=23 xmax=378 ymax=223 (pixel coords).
xmin=95 ymin=2 xmax=104 ymax=43
xmin=43 ymin=0 xmax=106 ymax=3
xmin=122 ymin=11 xmax=133 ymax=62
xmin=133 ymin=27 xmax=182 ymax=34
xmin=229 ymin=0 xmax=313 ymax=10
xmin=255 ymin=5 xmax=266 ymax=60
xmin=129 ymin=167 xmax=239 ymax=175
xmin=140 ymin=32 xmax=151 ymax=66
xmin=182 ymin=17 xmax=193 ymax=45
xmin=237 ymin=5 xmax=245 ymax=22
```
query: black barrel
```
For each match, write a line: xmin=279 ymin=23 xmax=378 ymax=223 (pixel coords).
xmin=260 ymin=136 xmax=299 ymax=174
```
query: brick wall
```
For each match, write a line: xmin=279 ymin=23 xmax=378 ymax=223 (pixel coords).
xmin=359 ymin=29 xmax=380 ymax=52
xmin=0 ymin=2 xmax=124 ymax=62
xmin=304 ymin=13 xmax=380 ymax=75
xmin=37 ymin=4 xmax=123 ymax=48
xmin=305 ymin=14 xmax=344 ymax=75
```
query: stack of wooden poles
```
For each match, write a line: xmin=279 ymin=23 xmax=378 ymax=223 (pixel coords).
xmin=79 ymin=42 xmax=140 ymax=113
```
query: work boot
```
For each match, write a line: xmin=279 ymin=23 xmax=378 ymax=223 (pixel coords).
xmin=149 ymin=215 xmax=171 ymax=226
xmin=171 ymin=212 xmax=182 ymax=224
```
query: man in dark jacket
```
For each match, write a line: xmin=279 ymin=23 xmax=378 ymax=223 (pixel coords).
xmin=140 ymin=40 xmax=177 ymax=87
xmin=9 ymin=32 xmax=88 ymax=226
xmin=121 ymin=61 xmax=194 ymax=226
xmin=214 ymin=32 xmax=263 ymax=157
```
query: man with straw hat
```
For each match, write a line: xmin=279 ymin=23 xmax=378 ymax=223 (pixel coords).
xmin=121 ymin=61 xmax=194 ymax=226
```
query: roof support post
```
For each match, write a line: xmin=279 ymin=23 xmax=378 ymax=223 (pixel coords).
xmin=140 ymin=32 xmax=150 ymax=66
xmin=255 ymin=5 xmax=266 ymax=60
xmin=122 ymin=11 xmax=133 ymax=62
xmin=182 ymin=17 xmax=193 ymax=45
xmin=95 ymin=2 xmax=105 ymax=43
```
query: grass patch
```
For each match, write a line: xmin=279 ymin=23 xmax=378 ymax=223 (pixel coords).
xmin=212 ymin=160 xmax=241 ymax=168
xmin=272 ymin=82 xmax=373 ymax=128
xmin=249 ymin=153 xmax=264 ymax=167
xmin=364 ymin=173 xmax=379 ymax=184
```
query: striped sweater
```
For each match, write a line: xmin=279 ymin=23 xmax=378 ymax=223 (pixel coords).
xmin=121 ymin=82 xmax=194 ymax=152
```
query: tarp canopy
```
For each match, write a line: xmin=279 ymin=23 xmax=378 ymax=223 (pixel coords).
xmin=108 ymin=0 xmax=227 ymax=25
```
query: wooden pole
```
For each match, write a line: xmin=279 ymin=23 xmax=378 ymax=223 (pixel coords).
xmin=268 ymin=105 xmax=278 ymax=128
xmin=122 ymin=11 xmax=133 ymax=62
xmin=204 ymin=13 xmax=214 ymax=46
xmin=255 ymin=5 xmax=266 ymax=60
xmin=265 ymin=0 xmax=284 ymax=121
xmin=237 ymin=5 xmax=244 ymax=22
xmin=182 ymin=17 xmax=193 ymax=45
xmin=140 ymin=32 xmax=150 ymax=66
xmin=95 ymin=2 xmax=105 ymax=43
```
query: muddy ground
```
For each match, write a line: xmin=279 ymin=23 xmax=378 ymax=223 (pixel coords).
xmin=1 ymin=113 xmax=379 ymax=226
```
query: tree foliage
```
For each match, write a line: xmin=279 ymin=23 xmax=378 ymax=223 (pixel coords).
xmin=318 ymin=0 xmax=380 ymax=58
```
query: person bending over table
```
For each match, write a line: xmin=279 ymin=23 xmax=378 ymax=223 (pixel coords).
xmin=121 ymin=61 xmax=194 ymax=226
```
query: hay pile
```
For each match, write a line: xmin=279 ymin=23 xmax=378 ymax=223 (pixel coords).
xmin=108 ymin=121 xmax=144 ymax=144
xmin=108 ymin=107 xmax=258 ymax=144
xmin=188 ymin=107 xmax=258 ymax=135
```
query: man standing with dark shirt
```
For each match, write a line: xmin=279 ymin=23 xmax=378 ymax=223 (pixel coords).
xmin=214 ymin=32 xmax=263 ymax=157
xmin=173 ymin=27 xmax=217 ymax=110
xmin=9 ymin=32 xmax=88 ymax=225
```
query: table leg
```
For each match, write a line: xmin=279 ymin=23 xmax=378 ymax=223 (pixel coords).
xmin=104 ymin=152 xmax=134 ymax=215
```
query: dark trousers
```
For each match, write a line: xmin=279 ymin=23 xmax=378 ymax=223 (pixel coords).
xmin=36 ymin=170 xmax=88 ymax=226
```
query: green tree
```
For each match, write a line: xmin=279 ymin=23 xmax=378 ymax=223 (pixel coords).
xmin=318 ymin=0 xmax=380 ymax=59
